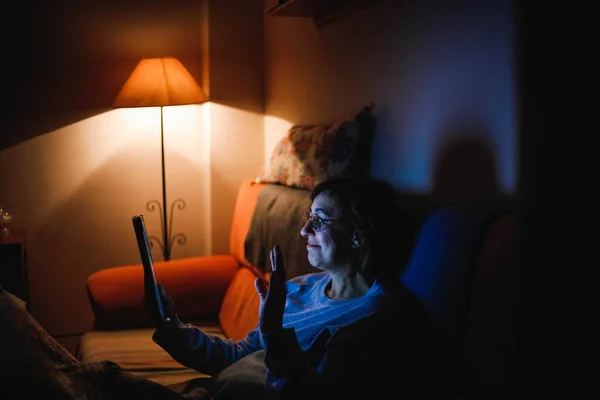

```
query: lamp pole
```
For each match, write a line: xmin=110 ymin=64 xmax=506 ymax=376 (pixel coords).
xmin=159 ymin=106 xmax=170 ymax=261
xmin=145 ymin=106 xmax=187 ymax=261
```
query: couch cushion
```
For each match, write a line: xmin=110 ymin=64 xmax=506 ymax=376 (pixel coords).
xmin=78 ymin=325 xmax=225 ymax=386
xmin=218 ymin=267 xmax=265 ymax=341
xmin=229 ymin=179 xmax=266 ymax=266
xmin=400 ymin=207 xmax=495 ymax=338
xmin=87 ymin=255 xmax=239 ymax=330
xmin=243 ymin=182 xmax=317 ymax=278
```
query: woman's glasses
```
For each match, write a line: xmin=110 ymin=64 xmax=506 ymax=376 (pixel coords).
xmin=303 ymin=212 xmax=344 ymax=232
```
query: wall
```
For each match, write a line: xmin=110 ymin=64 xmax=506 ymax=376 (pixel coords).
xmin=0 ymin=0 xmax=265 ymax=336
xmin=1 ymin=1 xmax=206 ymax=152
xmin=263 ymin=0 xmax=516 ymax=204
xmin=204 ymin=0 xmax=266 ymax=254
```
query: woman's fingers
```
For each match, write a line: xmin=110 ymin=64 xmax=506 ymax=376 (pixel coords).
xmin=270 ymin=244 xmax=284 ymax=271
xmin=156 ymin=284 xmax=176 ymax=319
xmin=255 ymin=278 xmax=268 ymax=301
xmin=260 ymin=246 xmax=287 ymax=334
xmin=269 ymin=245 xmax=286 ymax=287
xmin=270 ymin=244 xmax=280 ymax=272
xmin=276 ymin=246 xmax=285 ymax=280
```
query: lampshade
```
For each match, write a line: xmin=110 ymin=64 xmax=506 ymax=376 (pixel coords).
xmin=113 ymin=57 xmax=208 ymax=108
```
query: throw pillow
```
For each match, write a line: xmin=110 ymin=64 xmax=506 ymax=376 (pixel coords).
xmin=256 ymin=105 xmax=375 ymax=190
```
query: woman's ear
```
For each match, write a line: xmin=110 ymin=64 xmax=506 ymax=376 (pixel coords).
xmin=352 ymin=231 xmax=363 ymax=248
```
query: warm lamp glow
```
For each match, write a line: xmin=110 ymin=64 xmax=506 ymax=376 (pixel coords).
xmin=113 ymin=58 xmax=208 ymax=108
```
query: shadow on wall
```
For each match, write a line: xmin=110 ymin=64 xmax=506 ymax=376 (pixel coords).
xmin=26 ymin=149 xmax=208 ymax=336
xmin=1 ymin=0 xmax=205 ymax=152
xmin=432 ymin=127 xmax=510 ymax=209
xmin=205 ymin=0 xmax=265 ymax=116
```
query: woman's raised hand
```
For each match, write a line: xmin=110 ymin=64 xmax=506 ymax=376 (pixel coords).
xmin=255 ymin=244 xmax=287 ymax=334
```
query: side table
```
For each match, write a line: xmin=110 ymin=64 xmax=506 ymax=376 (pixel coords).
xmin=0 ymin=229 xmax=29 ymax=306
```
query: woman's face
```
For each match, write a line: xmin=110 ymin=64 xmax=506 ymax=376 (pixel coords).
xmin=300 ymin=191 xmax=355 ymax=272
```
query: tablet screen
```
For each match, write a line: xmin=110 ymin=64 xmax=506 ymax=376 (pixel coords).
xmin=132 ymin=214 xmax=166 ymax=324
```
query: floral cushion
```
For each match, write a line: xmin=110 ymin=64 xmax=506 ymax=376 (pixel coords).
xmin=256 ymin=105 xmax=375 ymax=190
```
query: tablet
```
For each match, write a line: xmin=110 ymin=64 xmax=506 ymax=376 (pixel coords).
xmin=132 ymin=214 xmax=167 ymax=324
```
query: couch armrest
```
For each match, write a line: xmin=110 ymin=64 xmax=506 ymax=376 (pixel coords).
xmin=86 ymin=255 xmax=240 ymax=330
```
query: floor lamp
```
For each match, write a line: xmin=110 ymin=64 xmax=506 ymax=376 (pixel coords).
xmin=112 ymin=57 xmax=208 ymax=261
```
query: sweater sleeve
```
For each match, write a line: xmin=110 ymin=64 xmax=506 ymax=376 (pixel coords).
xmin=263 ymin=319 xmax=368 ymax=399
xmin=152 ymin=321 xmax=264 ymax=376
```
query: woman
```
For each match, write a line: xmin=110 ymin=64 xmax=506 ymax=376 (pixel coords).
xmin=153 ymin=176 xmax=437 ymax=399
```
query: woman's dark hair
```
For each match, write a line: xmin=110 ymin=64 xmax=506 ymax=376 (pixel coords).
xmin=311 ymin=176 xmax=415 ymax=285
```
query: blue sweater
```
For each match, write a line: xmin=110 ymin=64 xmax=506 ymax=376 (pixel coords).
xmin=153 ymin=271 xmax=390 ymax=376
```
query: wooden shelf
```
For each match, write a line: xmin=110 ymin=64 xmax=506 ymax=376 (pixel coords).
xmin=268 ymin=0 xmax=383 ymax=28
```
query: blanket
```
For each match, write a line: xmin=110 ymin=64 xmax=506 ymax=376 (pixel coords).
xmin=244 ymin=183 xmax=318 ymax=279
xmin=0 ymin=286 xmax=211 ymax=399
